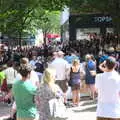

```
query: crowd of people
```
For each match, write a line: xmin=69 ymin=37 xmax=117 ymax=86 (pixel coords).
xmin=63 ymin=33 xmax=120 ymax=57
xmin=0 ymin=41 xmax=119 ymax=120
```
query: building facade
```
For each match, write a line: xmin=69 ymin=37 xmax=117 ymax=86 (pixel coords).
xmin=61 ymin=8 xmax=113 ymax=42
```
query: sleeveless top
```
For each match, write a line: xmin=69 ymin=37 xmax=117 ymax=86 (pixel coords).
xmin=70 ymin=67 xmax=80 ymax=85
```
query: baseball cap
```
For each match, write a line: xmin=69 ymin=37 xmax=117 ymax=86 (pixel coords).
xmin=105 ymin=56 xmax=116 ymax=70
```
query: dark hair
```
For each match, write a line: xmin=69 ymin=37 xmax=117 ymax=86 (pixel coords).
xmin=7 ymin=61 xmax=13 ymax=67
xmin=19 ymin=64 xmax=32 ymax=77
xmin=105 ymin=57 xmax=116 ymax=70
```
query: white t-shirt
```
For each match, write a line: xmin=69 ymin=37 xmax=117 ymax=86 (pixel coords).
xmin=51 ymin=58 xmax=70 ymax=81
xmin=4 ymin=67 xmax=18 ymax=84
xmin=29 ymin=60 xmax=37 ymax=67
xmin=95 ymin=70 xmax=120 ymax=118
xmin=16 ymin=70 xmax=39 ymax=87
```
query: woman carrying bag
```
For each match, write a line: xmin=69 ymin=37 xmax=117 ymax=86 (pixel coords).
xmin=69 ymin=59 xmax=84 ymax=107
xmin=35 ymin=67 xmax=67 ymax=120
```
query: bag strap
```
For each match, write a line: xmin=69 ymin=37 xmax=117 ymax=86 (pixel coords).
xmin=70 ymin=67 xmax=72 ymax=72
xmin=86 ymin=63 xmax=90 ymax=71
xmin=70 ymin=67 xmax=72 ymax=78
xmin=14 ymin=69 xmax=16 ymax=78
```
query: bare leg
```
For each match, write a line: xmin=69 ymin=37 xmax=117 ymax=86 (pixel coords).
xmin=90 ymin=84 xmax=95 ymax=100
xmin=86 ymin=84 xmax=91 ymax=97
xmin=10 ymin=101 xmax=17 ymax=119
xmin=63 ymin=92 xmax=67 ymax=104
xmin=76 ymin=89 xmax=80 ymax=105
xmin=72 ymin=90 xmax=76 ymax=105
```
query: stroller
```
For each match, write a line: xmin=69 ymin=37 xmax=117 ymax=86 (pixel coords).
xmin=0 ymin=75 xmax=8 ymax=103
xmin=0 ymin=71 xmax=12 ymax=104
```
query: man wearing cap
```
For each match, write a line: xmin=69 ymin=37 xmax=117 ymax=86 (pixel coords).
xmin=95 ymin=56 xmax=120 ymax=120
xmin=51 ymin=51 xmax=70 ymax=104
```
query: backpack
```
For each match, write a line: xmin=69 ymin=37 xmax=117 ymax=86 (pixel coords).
xmin=35 ymin=62 xmax=44 ymax=73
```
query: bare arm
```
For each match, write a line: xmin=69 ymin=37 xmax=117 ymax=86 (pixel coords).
xmin=99 ymin=61 xmax=107 ymax=72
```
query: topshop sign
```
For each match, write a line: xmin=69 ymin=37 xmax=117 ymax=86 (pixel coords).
xmin=94 ymin=16 xmax=112 ymax=23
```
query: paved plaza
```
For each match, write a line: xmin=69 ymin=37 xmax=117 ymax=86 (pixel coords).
xmin=0 ymin=98 xmax=97 ymax=120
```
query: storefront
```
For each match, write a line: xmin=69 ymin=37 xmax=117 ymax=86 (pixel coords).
xmin=61 ymin=13 xmax=113 ymax=41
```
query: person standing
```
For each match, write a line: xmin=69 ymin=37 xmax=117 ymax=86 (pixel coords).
xmin=95 ymin=56 xmax=120 ymax=120
xmin=85 ymin=54 xmax=96 ymax=100
xmin=69 ymin=59 xmax=83 ymax=106
xmin=35 ymin=68 xmax=64 ymax=120
xmin=51 ymin=51 xmax=70 ymax=104
xmin=12 ymin=64 xmax=38 ymax=120
xmin=7 ymin=57 xmax=39 ymax=120
xmin=3 ymin=61 xmax=18 ymax=105
xmin=29 ymin=56 xmax=37 ymax=69
xmin=4 ymin=61 xmax=18 ymax=90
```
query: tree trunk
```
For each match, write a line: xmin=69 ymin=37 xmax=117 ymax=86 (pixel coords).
xmin=112 ymin=0 xmax=120 ymax=34
xmin=113 ymin=16 xmax=120 ymax=34
xmin=43 ymin=31 xmax=47 ymax=46
xmin=18 ymin=31 xmax=22 ymax=47
xmin=43 ymin=31 xmax=48 ymax=67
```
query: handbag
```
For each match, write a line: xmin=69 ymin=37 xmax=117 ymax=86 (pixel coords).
xmin=86 ymin=63 xmax=96 ymax=77
xmin=49 ymin=98 xmax=68 ymax=119
xmin=90 ymin=70 xmax=96 ymax=76
xmin=68 ymin=67 xmax=73 ymax=86
xmin=68 ymin=79 xmax=72 ymax=86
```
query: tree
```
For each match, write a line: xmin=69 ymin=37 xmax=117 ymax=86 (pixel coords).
xmin=29 ymin=11 xmax=61 ymax=45
xmin=0 ymin=0 xmax=67 ymax=45
xmin=0 ymin=0 xmax=40 ymax=45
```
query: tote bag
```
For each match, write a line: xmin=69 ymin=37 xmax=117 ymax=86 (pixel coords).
xmin=49 ymin=98 xmax=68 ymax=120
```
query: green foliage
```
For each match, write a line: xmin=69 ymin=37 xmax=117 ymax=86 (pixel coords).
xmin=35 ymin=11 xmax=61 ymax=33
xmin=0 ymin=0 xmax=65 ymax=43
xmin=67 ymin=0 xmax=120 ymax=33
xmin=39 ymin=0 xmax=70 ymax=10
xmin=25 ymin=10 xmax=61 ymax=37
xmin=67 ymin=0 xmax=120 ymax=14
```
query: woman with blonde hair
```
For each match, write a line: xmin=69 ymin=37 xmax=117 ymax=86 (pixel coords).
xmin=35 ymin=67 xmax=64 ymax=120
xmin=69 ymin=59 xmax=83 ymax=106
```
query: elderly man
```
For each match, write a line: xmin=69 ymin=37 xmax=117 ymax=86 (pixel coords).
xmin=51 ymin=51 xmax=70 ymax=104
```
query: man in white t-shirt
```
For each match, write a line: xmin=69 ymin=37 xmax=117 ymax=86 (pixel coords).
xmin=4 ymin=61 xmax=18 ymax=89
xmin=95 ymin=56 xmax=120 ymax=120
xmin=51 ymin=51 xmax=70 ymax=104
xmin=29 ymin=56 xmax=37 ymax=68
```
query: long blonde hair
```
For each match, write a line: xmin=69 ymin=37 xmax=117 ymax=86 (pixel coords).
xmin=72 ymin=59 xmax=80 ymax=66
xmin=43 ymin=68 xmax=58 ymax=93
xmin=43 ymin=68 xmax=56 ymax=84
xmin=72 ymin=59 xmax=80 ymax=72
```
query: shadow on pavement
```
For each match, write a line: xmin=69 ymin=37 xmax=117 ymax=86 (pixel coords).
xmin=73 ymin=105 xmax=97 ymax=113
xmin=0 ymin=103 xmax=11 ymax=120
xmin=81 ymin=100 xmax=97 ymax=106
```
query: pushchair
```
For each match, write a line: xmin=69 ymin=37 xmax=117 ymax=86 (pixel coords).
xmin=0 ymin=70 xmax=13 ymax=104
xmin=0 ymin=77 xmax=9 ymax=102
